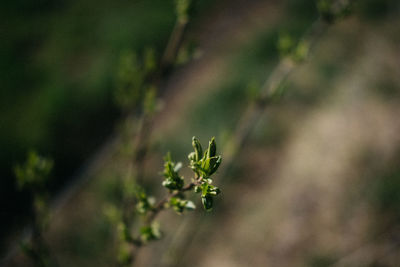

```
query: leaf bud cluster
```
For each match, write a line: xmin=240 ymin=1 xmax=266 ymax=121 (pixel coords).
xmin=162 ymin=153 xmax=184 ymax=191
xmin=14 ymin=151 xmax=53 ymax=190
xmin=189 ymin=137 xmax=222 ymax=178
xmin=189 ymin=137 xmax=222 ymax=211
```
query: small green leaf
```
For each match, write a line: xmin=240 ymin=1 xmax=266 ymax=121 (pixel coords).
xmin=135 ymin=188 xmax=155 ymax=214
xmin=209 ymin=156 xmax=222 ymax=176
xmin=140 ymin=223 xmax=161 ymax=242
xmin=162 ymin=153 xmax=184 ymax=190
xmin=200 ymin=156 xmax=221 ymax=176
xmin=201 ymin=195 xmax=213 ymax=211
xmin=169 ymin=197 xmax=196 ymax=213
xmin=192 ymin=136 xmax=203 ymax=162
xmin=201 ymin=158 xmax=211 ymax=175
xmin=208 ymin=137 xmax=217 ymax=158
xmin=201 ymin=183 xmax=209 ymax=197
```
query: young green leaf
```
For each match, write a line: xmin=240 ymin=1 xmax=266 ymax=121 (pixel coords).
xmin=140 ymin=223 xmax=161 ymax=242
xmin=201 ymin=195 xmax=213 ymax=211
xmin=208 ymin=137 xmax=217 ymax=158
xmin=162 ymin=153 xmax=184 ymax=190
xmin=192 ymin=136 xmax=203 ymax=162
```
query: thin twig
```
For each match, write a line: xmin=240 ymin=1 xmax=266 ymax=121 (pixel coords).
xmin=145 ymin=178 xmax=200 ymax=225
xmin=131 ymin=5 xmax=192 ymax=185
xmin=118 ymin=5 xmax=198 ymax=265
xmin=219 ymin=18 xmax=328 ymax=178
xmin=126 ymin=176 xmax=202 ymax=263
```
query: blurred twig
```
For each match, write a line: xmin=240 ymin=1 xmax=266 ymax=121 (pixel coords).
xmin=114 ymin=1 xmax=199 ymax=266
xmin=1 ymin=1 xmax=196 ymax=267
xmin=157 ymin=1 xmax=356 ymax=266
xmin=131 ymin=2 xmax=191 ymax=184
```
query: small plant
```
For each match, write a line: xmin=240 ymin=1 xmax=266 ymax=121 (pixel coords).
xmin=107 ymin=137 xmax=222 ymax=266
xmin=14 ymin=151 xmax=55 ymax=267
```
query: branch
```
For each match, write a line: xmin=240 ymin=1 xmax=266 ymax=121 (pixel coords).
xmin=156 ymin=1 xmax=357 ymax=266
xmin=130 ymin=0 xmax=195 ymax=184
xmin=144 ymin=178 xmax=201 ymax=225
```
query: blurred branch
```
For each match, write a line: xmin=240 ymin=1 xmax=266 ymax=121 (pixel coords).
xmin=131 ymin=0 xmax=194 ymax=184
xmin=13 ymin=152 xmax=58 ymax=267
xmin=120 ymin=136 xmax=222 ymax=267
xmin=123 ymin=178 xmax=200 ymax=264
xmin=157 ymin=1 xmax=357 ymax=266
xmin=1 ymin=1 xmax=195 ymax=265
xmin=220 ymin=0 xmax=356 ymax=178
xmin=132 ymin=2 xmax=192 ymax=177
xmin=161 ymin=14 xmax=189 ymax=69
xmin=113 ymin=1 xmax=200 ymax=266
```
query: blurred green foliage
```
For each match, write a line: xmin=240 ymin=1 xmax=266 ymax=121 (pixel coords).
xmin=0 ymin=0 xmax=206 ymax=253
xmin=14 ymin=152 xmax=53 ymax=266
xmin=2 ymin=0 xmax=400 ymax=265
xmin=14 ymin=151 xmax=53 ymax=191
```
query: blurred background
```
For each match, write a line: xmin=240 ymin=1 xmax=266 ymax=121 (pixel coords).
xmin=1 ymin=0 xmax=400 ymax=266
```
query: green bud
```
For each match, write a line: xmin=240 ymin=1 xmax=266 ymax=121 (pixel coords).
xmin=201 ymin=158 xmax=211 ymax=175
xmin=200 ymin=156 xmax=221 ymax=177
xmin=135 ymin=189 xmax=155 ymax=214
xmin=162 ymin=153 xmax=184 ymax=190
xmin=192 ymin=136 xmax=203 ymax=162
xmin=169 ymin=197 xmax=196 ymax=213
xmin=140 ymin=223 xmax=161 ymax=242
xmin=201 ymin=183 xmax=220 ymax=197
xmin=201 ymin=195 xmax=213 ymax=211
xmin=208 ymin=186 xmax=220 ymax=196
xmin=203 ymin=149 xmax=208 ymax=160
xmin=162 ymin=177 xmax=184 ymax=191
xmin=209 ymin=156 xmax=222 ymax=176
xmin=208 ymin=137 xmax=217 ymax=158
